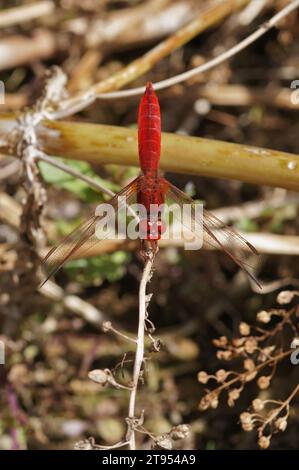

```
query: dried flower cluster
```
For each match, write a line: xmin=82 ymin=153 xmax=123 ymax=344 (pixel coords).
xmin=198 ymin=290 xmax=299 ymax=448
xmin=239 ymin=383 xmax=299 ymax=449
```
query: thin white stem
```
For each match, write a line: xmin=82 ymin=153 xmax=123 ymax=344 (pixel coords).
xmin=103 ymin=322 xmax=137 ymax=344
xmin=36 ymin=151 xmax=140 ymax=222
xmin=92 ymin=440 xmax=130 ymax=450
xmin=127 ymin=255 xmax=154 ymax=450
xmin=50 ymin=0 xmax=299 ymax=114
xmin=36 ymin=151 xmax=115 ymax=197
xmin=260 ymin=383 xmax=299 ymax=433
xmin=98 ymin=0 xmax=299 ymax=98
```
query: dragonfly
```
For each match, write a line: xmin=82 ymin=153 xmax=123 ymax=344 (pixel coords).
xmin=42 ymin=82 xmax=260 ymax=287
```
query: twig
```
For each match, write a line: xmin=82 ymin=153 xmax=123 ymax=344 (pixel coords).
xmin=40 ymin=279 xmax=106 ymax=326
xmin=201 ymin=349 xmax=292 ymax=402
xmin=35 ymin=150 xmax=140 ymax=225
xmin=212 ymin=194 xmax=299 ymax=224
xmin=74 ymin=0 xmax=299 ymax=102
xmin=0 ymin=1 xmax=54 ymax=29
xmin=36 ymin=151 xmax=115 ymax=197
xmin=238 ymin=0 xmax=268 ymax=25
xmin=0 ymin=160 xmax=20 ymax=181
xmin=82 ymin=0 xmax=199 ymax=50
xmin=74 ymin=436 xmax=130 ymax=450
xmin=42 ymin=232 xmax=299 ymax=260
xmin=127 ymin=252 xmax=155 ymax=450
xmin=103 ymin=321 xmax=137 ymax=344
xmin=0 ymin=31 xmax=55 ymax=72
xmin=199 ymin=84 xmax=299 ymax=110
xmin=49 ymin=0 xmax=251 ymax=118
xmin=0 ymin=93 xmax=28 ymax=111
xmin=259 ymin=383 xmax=299 ymax=433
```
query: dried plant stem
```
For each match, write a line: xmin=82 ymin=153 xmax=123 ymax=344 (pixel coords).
xmin=52 ymin=0 xmax=299 ymax=106
xmin=127 ymin=254 xmax=155 ymax=450
xmin=40 ymin=279 xmax=106 ymax=326
xmin=36 ymin=152 xmax=115 ymax=197
xmin=2 ymin=118 xmax=299 ymax=190
xmin=0 ymin=1 xmax=54 ymax=29
xmin=199 ymin=84 xmax=299 ymax=110
xmin=0 ymin=31 xmax=55 ymax=72
xmin=1 ymin=120 xmax=296 ymax=191
xmin=260 ymin=383 xmax=299 ymax=434
xmin=50 ymin=0 xmax=251 ymax=118
xmin=63 ymin=232 xmax=299 ymax=259
xmin=209 ymin=349 xmax=292 ymax=397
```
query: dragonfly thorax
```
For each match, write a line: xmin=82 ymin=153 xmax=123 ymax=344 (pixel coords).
xmin=137 ymin=172 xmax=165 ymax=211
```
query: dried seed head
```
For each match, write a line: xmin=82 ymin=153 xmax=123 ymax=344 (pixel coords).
xmin=199 ymin=395 xmax=211 ymax=411
xmin=198 ymin=371 xmax=209 ymax=384
xmin=276 ymin=290 xmax=296 ymax=305
xmin=244 ymin=370 xmax=257 ymax=382
xmin=252 ymin=398 xmax=264 ymax=412
xmin=258 ymin=345 xmax=276 ymax=362
xmin=239 ymin=322 xmax=250 ymax=336
xmin=215 ymin=369 xmax=228 ymax=383
xmin=149 ymin=338 xmax=162 ymax=352
xmin=88 ymin=369 xmax=108 ymax=385
xmin=213 ymin=336 xmax=228 ymax=347
xmin=257 ymin=375 xmax=271 ymax=390
xmin=242 ymin=421 xmax=254 ymax=432
xmin=102 ymin=321 xmax=112 ymax=332
xmin=154 ymin=435 xmax=173 ymax=450
xmin=244 ymin=358 xmax=255 ymax=371
xmin=229 ymin=388 xmax=240 ymax=401
xmin=240 ymin=412 xmax=253 ymax=431
xmin=227 ymin=388 xmax=241 ymax=407
xmin=258 ymin=435 xmax=271 ymax=449
xmin=74 ymin=438 xmax=95 ymax=450
xmin=216 ymin=350 xmax=233 ymax=361
xmin=233 ymin=337 xmax=246 ymax=347
xmin=170 ymin=424 xmax=190 ymax=440
xmin=240 ymin=412 xmax=252 ymax=424
xmin=244 ymin=338 xmax=257 ymax=354
xmin=275 ymin=417 xmax=287 ymax=432
xmin=257 ymin=310 xmax=271 ymax=324
xmin=210 ymin=395 xmax=219 ymax=409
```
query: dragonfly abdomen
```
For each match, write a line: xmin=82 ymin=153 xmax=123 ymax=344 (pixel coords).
xmin=138 ymin=82 xmax=161 ymax=173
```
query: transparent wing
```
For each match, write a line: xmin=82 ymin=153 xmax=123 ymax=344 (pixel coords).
xmin=164 ymin=179 xmax=261 ymax=288
xmin=40 ymin=177 xmax=140 ymax=286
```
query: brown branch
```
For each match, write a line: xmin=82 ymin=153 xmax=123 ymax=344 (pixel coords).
xmin=0 ymin=1 xmax=54 ymax=29
xmin=51 ymin=0 xmax=251 ymax=118
xmin=0 ymin=31 xmax=55 ymax=71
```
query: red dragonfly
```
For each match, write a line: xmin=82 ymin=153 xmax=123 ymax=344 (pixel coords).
xmin=42 ymin=83 xmax=260 ymax=287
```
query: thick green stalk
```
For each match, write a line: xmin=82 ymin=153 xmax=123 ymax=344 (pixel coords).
xmin=1 ymin=117 xmax=299 ymax=191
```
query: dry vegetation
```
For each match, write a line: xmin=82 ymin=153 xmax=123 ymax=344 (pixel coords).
xmin=0 ymin=0 xmax=299 ymax=450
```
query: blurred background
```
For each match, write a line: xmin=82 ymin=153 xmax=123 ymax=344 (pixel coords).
xmin=0 ymin=0 xmax=299 ymax=450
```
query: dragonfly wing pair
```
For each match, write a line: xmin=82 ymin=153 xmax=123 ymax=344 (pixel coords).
xmin=164 ymin=179 xmax=260 ymax=288
xmin=41 ymin=178 xmax=139 ymax=286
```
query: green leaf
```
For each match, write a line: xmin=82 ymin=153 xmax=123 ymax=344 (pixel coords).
xmin=39 ymin=159 xmax=119 ymax=202
xmin=64 ymin=251 xmax=130 ymax=285
xmin=236 ymin=217 xmax=259 ymax=233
